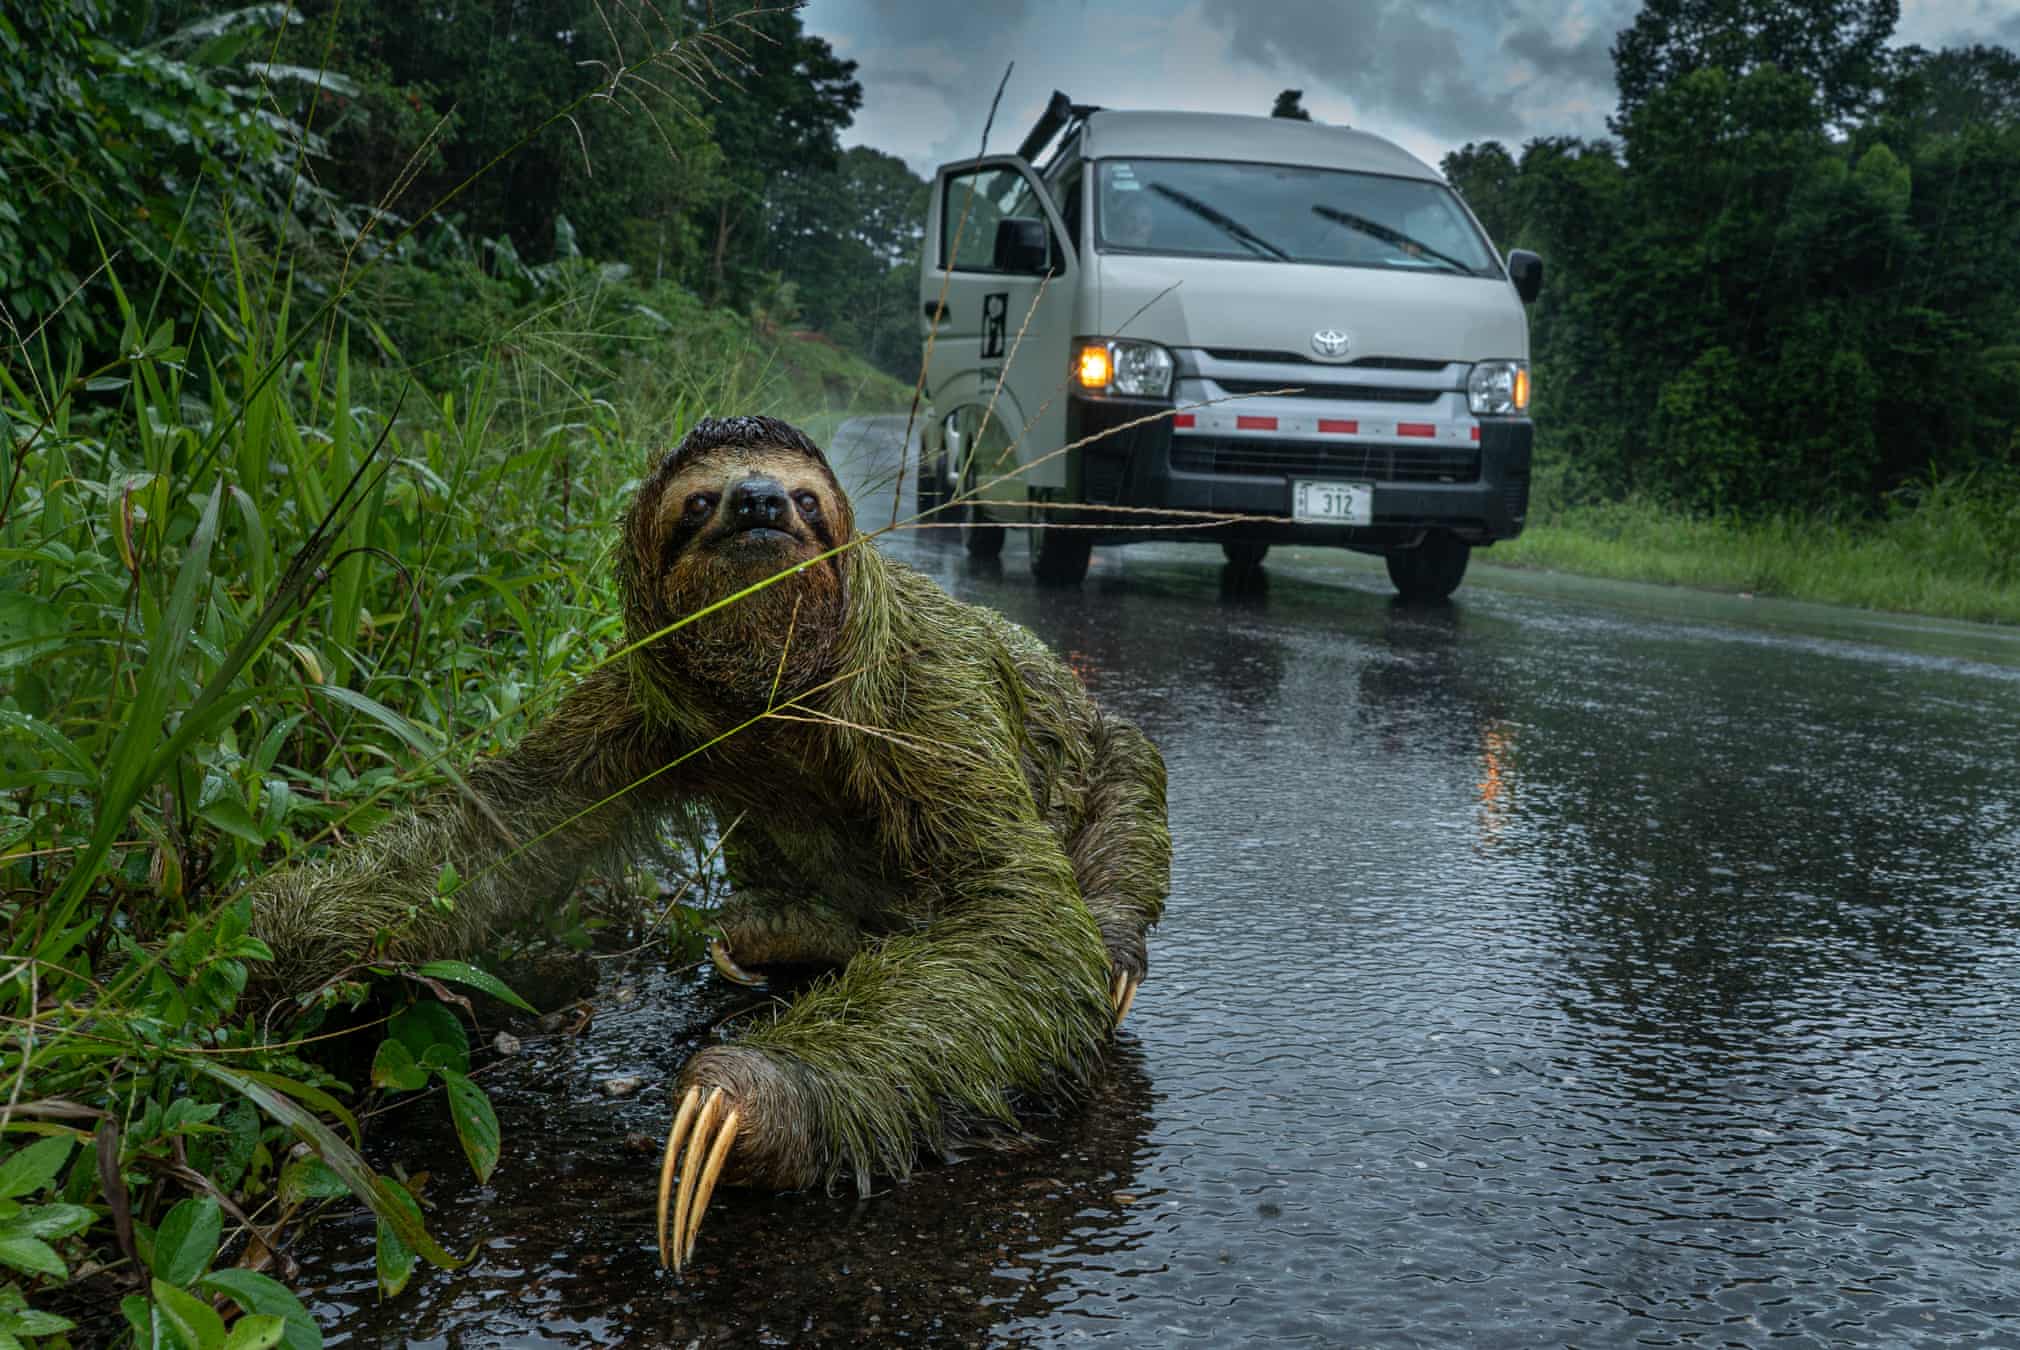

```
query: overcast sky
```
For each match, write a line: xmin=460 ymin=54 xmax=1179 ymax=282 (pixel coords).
xmin=803 ymin=0 xmax=2020 ymax=177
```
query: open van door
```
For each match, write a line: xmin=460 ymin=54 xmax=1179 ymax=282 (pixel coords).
xmin=919 ymin=156 xmax=1076 ymax=558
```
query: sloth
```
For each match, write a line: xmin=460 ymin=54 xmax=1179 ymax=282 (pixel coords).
xmin=249 ymin=415 xmax=1171 ymax=1272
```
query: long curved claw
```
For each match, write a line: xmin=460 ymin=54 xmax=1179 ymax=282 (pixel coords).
xmin=656 ymin=1085 xmax=742 ymax=1272
xmin=707 ymin=935 xmax=769 ymax=988
xmin=1110 ymin=971 xmax=1140 ymax=1028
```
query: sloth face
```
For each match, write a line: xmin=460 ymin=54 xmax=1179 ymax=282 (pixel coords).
xmin=624 ymin=437 xmax=855 ymax=702
xmin=650 ymin=444 xmax=851 ymax=581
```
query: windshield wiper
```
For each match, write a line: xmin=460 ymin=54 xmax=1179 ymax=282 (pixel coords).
xmin=1311 ymin=204 xmax=1476 ymax=275
xmin=1149 ymin=183 xmax=1292 ymax=262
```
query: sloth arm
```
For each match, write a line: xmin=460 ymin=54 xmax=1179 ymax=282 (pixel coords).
xmin=249 ymin=659 xmax=671 ymax=990
xmin=671 ymin=750 xmax=1115 ymax=1197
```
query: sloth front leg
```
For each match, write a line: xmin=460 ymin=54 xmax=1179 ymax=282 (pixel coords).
xmin=704 ymin=892 xmax=868 ymax=987
xmin=656 ymin=816 xmax=1112 ymax=1273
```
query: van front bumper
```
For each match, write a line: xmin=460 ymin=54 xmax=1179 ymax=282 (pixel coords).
xmin=1064 ymin=393 xmax=1532 ymax=550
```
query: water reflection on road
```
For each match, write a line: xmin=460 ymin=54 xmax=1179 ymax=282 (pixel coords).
xmin=296 ymin=419 xmax=2020 ymax=1346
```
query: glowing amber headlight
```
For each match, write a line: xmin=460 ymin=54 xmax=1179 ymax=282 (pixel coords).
xmin=1467 ymin=360 xmax=1530 ymax=415
xmin=1076 ymin=344 xmax=1113 ymax=389
xmin=1075 ymin=339 xmax=1174 ymax=397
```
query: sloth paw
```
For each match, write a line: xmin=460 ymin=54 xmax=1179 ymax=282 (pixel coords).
xmin=1109 ymin=969 xmax=1141 ymax=1029
xmin=656 ymin=1084 xmax=741 ymax=1272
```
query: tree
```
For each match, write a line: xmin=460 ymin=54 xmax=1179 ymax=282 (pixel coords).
xmin=1441 ymin=141 xmax=1519 ymax=246
xmin=1271 ymin=89 xmax=1313 ymax=121
xmin=689 ymin=3 xmax=862 ymax=305
xmin=762 ymin=147 xmax=929 ymax=379
xmin=1879 ymin=44 xmax=2020 ymax=140
xmin=1609 ymin=0 xmax=1899 ymax=129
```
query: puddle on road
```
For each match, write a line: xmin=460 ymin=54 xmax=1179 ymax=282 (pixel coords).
xmin=290 ymin=429 xmax=2020 ymax=1346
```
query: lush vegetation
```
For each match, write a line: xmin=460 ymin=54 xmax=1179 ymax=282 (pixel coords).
xmin=1443 ymin=0 xmax=2020 ymax=605
xmin=0 ymin=1 xmax=906 ymax=1344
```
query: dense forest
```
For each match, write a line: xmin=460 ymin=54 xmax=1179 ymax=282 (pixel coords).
xmin=1442 ymin=1 xmax=2020 ymax=525
xmin=0 ymin=0 xmax=2016 ymax=1344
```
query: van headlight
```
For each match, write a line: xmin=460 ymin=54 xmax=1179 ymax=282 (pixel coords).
xmin=1076 ymin=339 xmax=1174 ymax=398
xmin=1467 ymin=360 xmax=1531 ymax=415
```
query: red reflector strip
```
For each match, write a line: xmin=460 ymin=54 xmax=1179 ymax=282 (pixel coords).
xmin=1318 ymin=418 xmax=1358 ymax=434
xmin=1397 ymin=422 xmax=1435 ymax=438
xmin=1470 ymin=425 xmax=1481 ymax=441
xmin=1172 ymin=413 xmax=1196 ymax=428
xmin=1236 ymin=415 xmax=1277 ymax=431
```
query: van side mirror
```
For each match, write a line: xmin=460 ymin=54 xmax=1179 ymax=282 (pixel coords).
xmin=1507 ymin=249 xmax=1543 ymax=304
xmin=992 ymin=217 xmax=1050 ymax=273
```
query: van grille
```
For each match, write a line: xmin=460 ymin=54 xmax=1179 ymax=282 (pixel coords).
xmin=1211 ymin=378 xmax=1441 ymax=405
xmin=1171 ymin=437 xmax=1480 ymax=482
xmin=1200 ymin=350 xmax=1450 ymax=372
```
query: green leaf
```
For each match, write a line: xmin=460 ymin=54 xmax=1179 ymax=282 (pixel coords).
xmin=0 ymin=1237 xmax=65 ymax=1279
xmin=152 ymin=1196 xmax=223 ymax=1286
xmin=121 ymin=1295 xmax=154 ymax=1342
xmin=390 ymin=1001 xmax=468 ymax=1074
xmin=153 ymin=1278 xmax=227 ymax=1350
xmin=277 ymin=1155 xmax=348 ymax=1206
xmin=0 ymin=594 xmax=65 ymax=671
xmin=0 ymin=1201 xmax=93 ymax=1239
xmin=2 ymin=1306 xmax=75 ymax=1335
xmin=193 ymin=1062 xmax=461 ymax=1271
xmin=374 ymin=1178 xmax=421 ymax=1299
xmin=199 ymin=791 xmax=267 ymax=845
xmin=370 ymin=1038 xmax=428 ymax=1093
xmin=222 ymin=1314 xmax=287 ymax=1350
xmin=199 ymin=1269 xmax=323 ymax=1350
xmin=0 ymin=1137 xmax=73 ymax=1199
xmin=440 ymin=1069 xmax=501 ymax=1184
xmin=416 ymin=960 xmax=537 ymax=1014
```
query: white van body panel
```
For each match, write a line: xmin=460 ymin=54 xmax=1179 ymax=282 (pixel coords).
xmin=1091 ymin=253 xmax=1528 ymax=364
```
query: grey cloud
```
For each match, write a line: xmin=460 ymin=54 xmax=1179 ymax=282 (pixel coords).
xmin=1197 ymin=0 xmax=1525 ymax=141
xmin=1504 ymin=21 xmax=1617 ymax=89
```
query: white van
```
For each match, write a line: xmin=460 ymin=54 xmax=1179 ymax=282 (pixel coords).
xmin=914 ymin=94 xmax=1542 ymax=600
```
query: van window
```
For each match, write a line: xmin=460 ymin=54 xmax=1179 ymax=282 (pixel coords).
xmin=942 ymin=166 xmax=1052 ymax=272
xmin=1094 ymin=159 xmax=1497 ymax=276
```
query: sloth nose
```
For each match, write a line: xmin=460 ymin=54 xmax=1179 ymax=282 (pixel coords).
xmin=730 ymin=476 xmax=790 ymax=528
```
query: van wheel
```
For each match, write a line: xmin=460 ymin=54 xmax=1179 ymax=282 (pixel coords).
xmin=1385 ymin=530 xmax=1471 ymax=601
xmin=964 ymin=502 xmax=1006 ymax=559
xmin=916 ymin=459 xmax=948 ymax=516
xmin=1222 ymin=540 xmax=1269 ymax=570
xmin=957 ymin=460 xmax=997 ymax=557
xmin=1029 ymin=499 xmax=1092 ymax=585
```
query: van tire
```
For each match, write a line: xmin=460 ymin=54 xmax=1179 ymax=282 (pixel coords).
xmin=1385 ymin=530 xmax=1471 ymax=601
xmin=964 ymin=503 xmax=1006 ymax=559
xmin=916 ymin=460 xmax=948 ymax=516
xmin=1222 ymin=540 xmax=1269 ymax=570
xmin=1030 ymin=509 xmax=1092 ymax=585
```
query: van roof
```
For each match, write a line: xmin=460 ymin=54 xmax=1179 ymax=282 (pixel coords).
xmin=1076 ymin=110 xmax=1440 ymax=181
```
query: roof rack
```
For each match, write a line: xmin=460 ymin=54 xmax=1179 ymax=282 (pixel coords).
xmin=1016 ymin=90 xmax=1102 ymax=164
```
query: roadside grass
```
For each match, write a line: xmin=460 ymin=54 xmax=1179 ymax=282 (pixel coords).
xmin=1495 ymin=469 xmax=2020 ymax=626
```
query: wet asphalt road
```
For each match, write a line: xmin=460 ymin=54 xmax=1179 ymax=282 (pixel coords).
xmin=295 ymin=416 xmax=2020 ymax=1347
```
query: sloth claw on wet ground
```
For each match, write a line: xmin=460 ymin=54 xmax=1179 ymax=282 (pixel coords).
xmin=1110 ymin=971 xmax=1140 ymax=1028
xmin=707 ymin=936 xmax=769 ymax=988
xmin=657 ymin=1085 xmax=741 ymax=1272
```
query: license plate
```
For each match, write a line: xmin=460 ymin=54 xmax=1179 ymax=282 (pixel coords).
xmin=1292 ymin=479 xmax=1373 ymax=525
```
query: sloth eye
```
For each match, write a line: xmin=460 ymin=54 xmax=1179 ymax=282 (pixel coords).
xmin=685 ymin=492 xmax=716 ymax=517
xmin=793 ymin=491 xmax=821 ymax=518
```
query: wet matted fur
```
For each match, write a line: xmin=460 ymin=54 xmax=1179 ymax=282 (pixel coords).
xmin=249 ymin=414 xmax=1171 ymax=1192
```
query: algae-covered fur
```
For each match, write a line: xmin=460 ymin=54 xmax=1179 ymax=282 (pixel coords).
xmin=248 ymin=415 xmax=1170 ymax=1254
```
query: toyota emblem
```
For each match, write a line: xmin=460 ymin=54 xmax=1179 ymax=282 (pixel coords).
xmin=1311 ymin=329 xmax=1350 ymax=358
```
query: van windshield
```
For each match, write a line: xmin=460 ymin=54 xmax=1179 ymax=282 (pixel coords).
xmin=1095 ymin=158 xmax=1498 ymax=276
